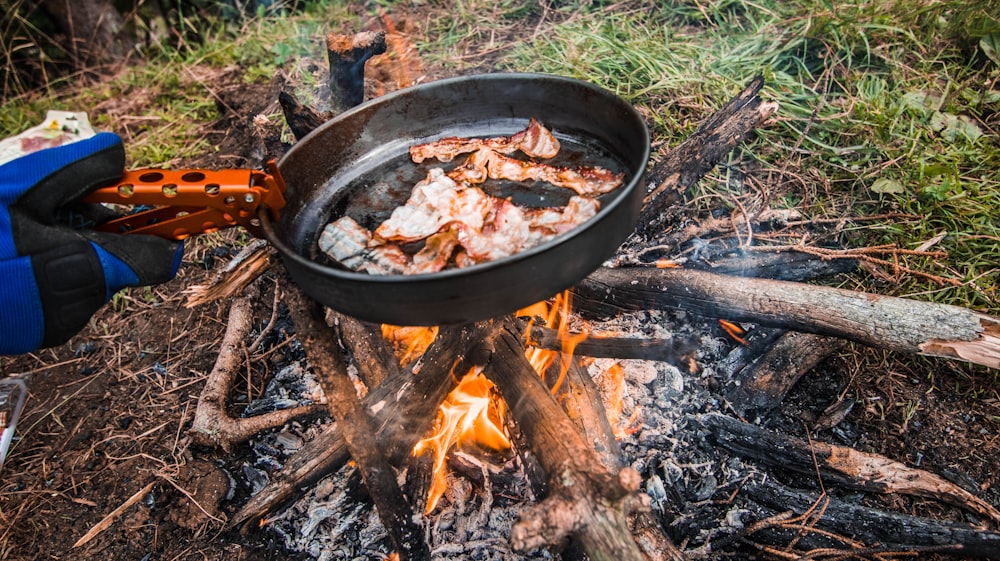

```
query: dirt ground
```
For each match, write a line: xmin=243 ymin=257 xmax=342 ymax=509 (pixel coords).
xmin=2 ymin=5 xmax=999 ymax=561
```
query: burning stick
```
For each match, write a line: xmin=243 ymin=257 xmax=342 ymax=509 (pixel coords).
xmin=278 ymin=90 xmax=330 ymax=141
xmin=326 ymin=31 xmax=387 ymax=111
xmin=283 ymin=282 xmax=431 ymax=561
xmin=484 ymin=318 xmax=651 ymax=561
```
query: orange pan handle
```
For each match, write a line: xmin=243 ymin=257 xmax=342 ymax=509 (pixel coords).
xmin=81 ymin=160 xmax=286 ymax=241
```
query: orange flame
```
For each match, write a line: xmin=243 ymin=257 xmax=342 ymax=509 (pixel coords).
xmin=517 ymin=290 xmax=588 ymax=394
xmin=718 ymin=319 xmax=748 ymax=346
xmin=592 ymin=361 xmax=644 ymax=438
xmin=409 ymin=290 xmax=589 ymax=514
xmin=381 ymin=325 xmax=438 ymax=365
xmin=412 ymin=367 xmax=510 ymax=513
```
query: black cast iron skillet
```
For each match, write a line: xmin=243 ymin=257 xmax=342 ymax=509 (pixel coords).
xmin=261 ymin=72 xmax=650 ymax=326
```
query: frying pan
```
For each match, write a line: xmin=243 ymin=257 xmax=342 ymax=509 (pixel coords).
xmin=262 ymin=72 xmax=650 ymax=326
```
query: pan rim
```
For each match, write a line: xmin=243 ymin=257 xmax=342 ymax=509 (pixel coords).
xmin=271 ymin=71 xmax=650 ymax=285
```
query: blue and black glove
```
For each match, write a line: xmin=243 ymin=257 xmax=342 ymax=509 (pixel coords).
xmin=1 ymin=133 xmax=183 ymax=355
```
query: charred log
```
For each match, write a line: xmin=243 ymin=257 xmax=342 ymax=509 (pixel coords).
xmin=681 ymin=251 xmax=859 ymax=282
xmin=632 ymin=75 xmax=778 ymax=239
xmin=724 ymin=331 xmax=846 ymax=420
xmin=335 ymin=314 xmax=401 ymax=388
xmin=699 ymin=413 xmax=1000 ymax=525
xmin=555 ymin=348 xmax=690 ymax=561
xmin=523 ymin=321 xmax=696 ymax=364
xmin=230 ymin=422 xmax=348 ymax=531
xmin=374 ymin=321 xmax=502 ymax=466
xmin=284 ymin=283 xmax=430 ymax=561
xmin=230 ymin=317 xmax=499 ymax=530
xmin=326 ymin=31 xmax=387 ymax=111
xmin=278 ymin=90 xmax=330 ymax=141
xmin=575 ymin=267 xmax=1000 ymax=369
xmin=483 ymin=319 xmax=651 ymax=561
xmin=740 ymin=475 xmax=1000 ymax=558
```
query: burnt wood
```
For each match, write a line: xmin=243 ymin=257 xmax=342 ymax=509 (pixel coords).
xmin=523 ymin=320 xmax=696 ymax=364
xmin=284 ymin=283 xmax=430 ymax=561
xmin=326 ymin=31 xmax=387 ymax=111
xmin=724 ymin=331 xmax=846 ymax=420
xmin=741 ymin=475 xmax=1000 ymax=558
xmin=228 ymin=318 xmax=498 ymax=531
xmin=575 ymin=266 xmax=1000 ymax=369
xmin=483 ymin=318 xmax=650 ymax=561
xmin=700 ymin=413 xmax=1000 ymax=525
xmin=556 ymin=340 xmax=690 ymax=561
xmin=278 ymin=90 xmax=330 ymax=141
xmin=633 ymin=75 xmax=778 ymax=239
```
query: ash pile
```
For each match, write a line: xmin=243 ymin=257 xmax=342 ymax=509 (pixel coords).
xmin=230 ymin=302 xmax=834 ymax=560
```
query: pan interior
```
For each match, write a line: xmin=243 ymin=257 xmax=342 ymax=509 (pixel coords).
xmin=300 ymin=124 xmax=631 ymax=268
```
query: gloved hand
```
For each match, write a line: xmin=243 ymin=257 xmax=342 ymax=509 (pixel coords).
xmin=1 ymin=132 xmax=183 ymax=355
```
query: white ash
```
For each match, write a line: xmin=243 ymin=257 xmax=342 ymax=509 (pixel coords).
xmin=245 ymin=307 xmax=786 ymax=558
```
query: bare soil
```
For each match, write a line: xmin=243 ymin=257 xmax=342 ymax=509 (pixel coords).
xmin=2 ymin=5 xmax=998 ymax=561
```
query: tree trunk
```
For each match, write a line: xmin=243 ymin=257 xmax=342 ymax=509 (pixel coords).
xmin=39 ymin=0 xmax=134 ymax=66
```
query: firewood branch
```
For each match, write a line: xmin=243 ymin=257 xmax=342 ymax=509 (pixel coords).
xmin=284 ymin=282 xmax=431 ymax=561
xmin=229 ymin=315 xmax=500 ymax=530
xmin=700 ymin=413 xmax=1000 ymax=527
xmin=575 ymin=267 xmax=1000 ymax=370
xmin=189 ymin=294 xmax=325 ymax=452
xmin=483 ymin=318 xmax=651 ymax=561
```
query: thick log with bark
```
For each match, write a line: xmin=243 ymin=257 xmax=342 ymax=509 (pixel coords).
xmin=483 ymin=319 xmax=651 ymax=561
xmin=575 ymin=267 xmax=1000 ymax=369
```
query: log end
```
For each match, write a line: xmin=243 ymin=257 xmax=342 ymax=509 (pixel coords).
xmin=919 ymin=316 xmax=1000 ymax=370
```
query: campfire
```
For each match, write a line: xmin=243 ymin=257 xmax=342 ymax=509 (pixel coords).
xmin=57 ymin=28 xmax=1000 ymax=561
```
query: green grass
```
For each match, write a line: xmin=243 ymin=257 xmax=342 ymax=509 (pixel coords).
xmin=2 ymin=0 xmax=998 ymax=314
xmin=422 ymin=0 xmax=1000 ymax=312
xmin=0 ymin=1 xmax=362 ymax=164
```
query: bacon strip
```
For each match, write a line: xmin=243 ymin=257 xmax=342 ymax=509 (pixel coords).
xmin=447 ymin=147 xmax=624 ymax=196
xmin=318 ymin=216 xmax=410 ymax=275
xmin=409 ymin=117 xmax=560 ymax=163
xmin=320 ymin=119 xmax=617 ymax=275
xmin=374 ymin=168 xmax=495 ymax=243
xmin=319 ymin=174 xmax=601 ymax=274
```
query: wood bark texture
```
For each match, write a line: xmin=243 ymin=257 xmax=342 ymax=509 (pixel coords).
xmin=633 ymin=75 xmax=778 ymax=238
xmin=742 ymin=475 xmax=1000 ymax=558
xmin=484 ymin=319 xmax=651 ymax=561
xmin=576 ymin=267 xmax=1000 ymax=369
xmin=284 ymin=283 xmax=431 ymax=561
